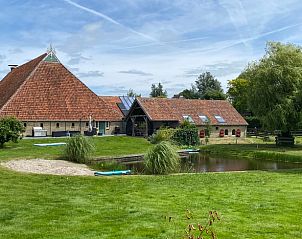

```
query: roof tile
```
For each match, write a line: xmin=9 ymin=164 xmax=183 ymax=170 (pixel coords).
xmin=136 ymin=97 xmax=248 ymax=126
xmin=0 ymin=53 xmax=121 ymax=121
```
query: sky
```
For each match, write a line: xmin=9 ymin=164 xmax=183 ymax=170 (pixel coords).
xmin=1 ymin=0 xmax=302 ymax=97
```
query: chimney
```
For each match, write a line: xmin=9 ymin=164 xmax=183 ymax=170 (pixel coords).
xmin=8 ymin=64 xmax=18 ymax=71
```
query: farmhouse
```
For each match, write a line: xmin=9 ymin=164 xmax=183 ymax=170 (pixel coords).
xmin=125 ymin=97 xmax=248 ymax=137
xmin=0 ymin=50 xmax=123 ymax=136
xmin=0 ymin=50 xmax=248 ymax=138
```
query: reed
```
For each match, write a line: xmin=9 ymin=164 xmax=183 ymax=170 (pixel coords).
xmin=64 ymin=134 xmax=95 ymax=163
xmin=144 ymin=141 xmax=180 ymax=174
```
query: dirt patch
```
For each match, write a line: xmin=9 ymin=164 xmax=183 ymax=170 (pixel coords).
xmin=1 ymin=159 xmax=95 ymax=176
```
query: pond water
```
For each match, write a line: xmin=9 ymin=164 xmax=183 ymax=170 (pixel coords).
xmin=123 ymin=153 xmax=302 ymax=173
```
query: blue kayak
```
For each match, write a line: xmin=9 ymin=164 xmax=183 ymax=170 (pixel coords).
xmin=34 ymin=143 xmax=66 ymax=147
xmin=94 ymin=170 xmax=131 ymax=176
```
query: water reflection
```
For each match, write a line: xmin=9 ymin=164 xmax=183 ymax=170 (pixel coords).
xmin=124 ymin=153 xmax=302 ymax=173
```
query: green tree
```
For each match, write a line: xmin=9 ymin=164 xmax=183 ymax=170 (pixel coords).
xmin=179 ymin=72 xmax=226 ymax=100
xmin=195 ymin=72 xmax=226 ymax=99
xmin=127 ymin=88 xmax=141 ymax=97
xmin=243 ymin=42 xmax=302 ymax=134
xmin=150 ymin=83 xmax=167 ymax=98
xmin=0 ymin=117 xmax=24 ymax=148
xmin=227 ymin=77 xmax=249 ymax=113
xmin=179 ymin=86 xmax=199 ymax=99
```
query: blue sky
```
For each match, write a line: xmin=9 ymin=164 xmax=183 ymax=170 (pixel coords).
xmin=1 ymin=0 xmax=302 ymax=96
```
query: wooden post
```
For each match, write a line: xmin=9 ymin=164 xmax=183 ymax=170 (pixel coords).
xmin=144 ymin=116 xmax=148 ymax=137
xmin=131 ymin=117 xmax=135 ymax=136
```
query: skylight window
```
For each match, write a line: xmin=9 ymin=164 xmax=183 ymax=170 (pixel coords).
xmin=183 ymin=115 xmax=194 ymax=123
xmin=199 ymin=115 xmax=209 ymax=123
xmin=214 ymin=115 xmax=226 ymax=123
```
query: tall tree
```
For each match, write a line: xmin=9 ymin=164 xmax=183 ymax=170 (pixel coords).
xmin=227 ymin=77 xmax=249 ymax=113
xmin=179 ymin=72 xmax=226 ymax=100
xmin=243 ymin=42 xmax=302 ymax=134
xmin=195 ymin=72 xmax=225 ymax=99
xmin=150 ymin=83 xmax=168 ymax=98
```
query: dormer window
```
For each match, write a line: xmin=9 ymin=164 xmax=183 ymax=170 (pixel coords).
xmin=199 ymin=115 xmax=209 ymax=123
xmin=183 ymin=115 xmax=194 ymax=123
xmin=214 ymin=115 xmax=225 ymax=123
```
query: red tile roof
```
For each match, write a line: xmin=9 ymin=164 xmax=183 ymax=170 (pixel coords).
xmin=136 ymin=97 xmax=248 ymax=126
xmin=98 ymin=96 xmax=124 ymax=120
xmin=0 ymin=53 xmax=122 ymax=121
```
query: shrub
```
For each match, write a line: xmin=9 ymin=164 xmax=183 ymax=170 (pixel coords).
xmin=172 ymin=123 xmax=200 ymax=146
xmin=149 ymin=128 xmax=176 ymax=144
xmin=0 ymin=117 xmax=24 ymax=148
xmin=144 ymin=141 xmax=180 ymax=174
xmin=64 ymin=134 xmax=95 ymax=163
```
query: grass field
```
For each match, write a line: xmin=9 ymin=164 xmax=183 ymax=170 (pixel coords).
xmin=0 ymin=136 xmax=151 ymax=161
xmin=1 ymin=136 xmax=302 ymax=238
xmin=202 ymin=143 xmax=302 ymax=162
xmin=0 ymin=168 xmax=301 ymax=238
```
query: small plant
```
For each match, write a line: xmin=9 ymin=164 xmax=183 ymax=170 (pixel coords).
xmin=144 ymin=141 xmax=180 ymax=174
xmin=64 ymin=134 xmax=95 ymax=163
xmin=184 ymin=210 xmax=220 ymax=239
xmin=166 ymin=210 xmax=221 ymax=239
xmin=205 ymin=136 xmax=209 ymax=145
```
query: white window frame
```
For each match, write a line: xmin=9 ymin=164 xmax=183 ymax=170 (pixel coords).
xmin=105 ymin=121 xmax=110 ymax=129
xmin=214 ymin=115 xmax=225 ymax=123
xmin=198 ymin=115 xmax=209 ymax=123
xmin=182 ymin=115 xmax=194 ymax=123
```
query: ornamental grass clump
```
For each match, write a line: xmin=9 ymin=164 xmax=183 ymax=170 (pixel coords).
xmin=144 ymin=141 xmax=180 ymax=174
xmin=64 ymin=134 xmax=95 ymax=163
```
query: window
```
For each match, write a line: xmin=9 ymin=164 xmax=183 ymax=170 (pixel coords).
xmin=40 ymin=123 xmax=43 ymax=128
xmin=183 ymin=115 xmax=194 ymax=123
xmin=96 ymin=122 xmax=99 ymax=128
xmin=86 ymin=122 xmax=89 ymax=127
xmin=56 ymin=123 xmax=60 ymax=128
xmin=24 ymin=123 xmax=27 ymax=128
xmin=214 ymin=115 xmax=225 ymax=123
xmin=232 ymin=129 xmax=236 ymax=135
xmin=105 ymin=121 xmax=110 ymax=129
xmin=198 ymin=115 xmax=209 ymax=123
xmin=71 ymin=122 xmax=75 ymax=128
xmin=225 ymin=129 xmax=229 ymax=135
xmin=216 ymin=126 xmax=219 ymax=130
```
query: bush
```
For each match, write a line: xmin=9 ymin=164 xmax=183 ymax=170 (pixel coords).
xmin=64 ymin=134 xmax=95 ymax=163
xmin=144 ymin=141 xmax=180 ymax=174
xmin=0 ymin=116 xmax=24 ymax=148
xmin=148 ymin=128 xmax=176 ymax=144
xmin=172 ymin=123 xmax=200 ymax=146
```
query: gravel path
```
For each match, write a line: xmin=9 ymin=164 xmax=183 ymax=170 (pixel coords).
xmin=1 ymin=159 xmax=95 ymax=176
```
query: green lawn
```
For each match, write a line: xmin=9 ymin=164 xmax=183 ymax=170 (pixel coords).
xmin=202 ymin=138 xmax=302 ymax=162
xmin=0 ymin=168 xmax=301 ymax=238
xmin=0 ymin=136 xmax=151 ymax=161
xmin=1 ymin=136 xmax=302 ymax=238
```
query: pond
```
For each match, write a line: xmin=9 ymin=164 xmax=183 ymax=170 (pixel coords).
xmin=123 ymin=153 xmax=302 ymax=173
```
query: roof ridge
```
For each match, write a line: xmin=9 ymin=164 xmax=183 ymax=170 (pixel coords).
xmin=0 ymin=53 xmax=46 ymax=114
